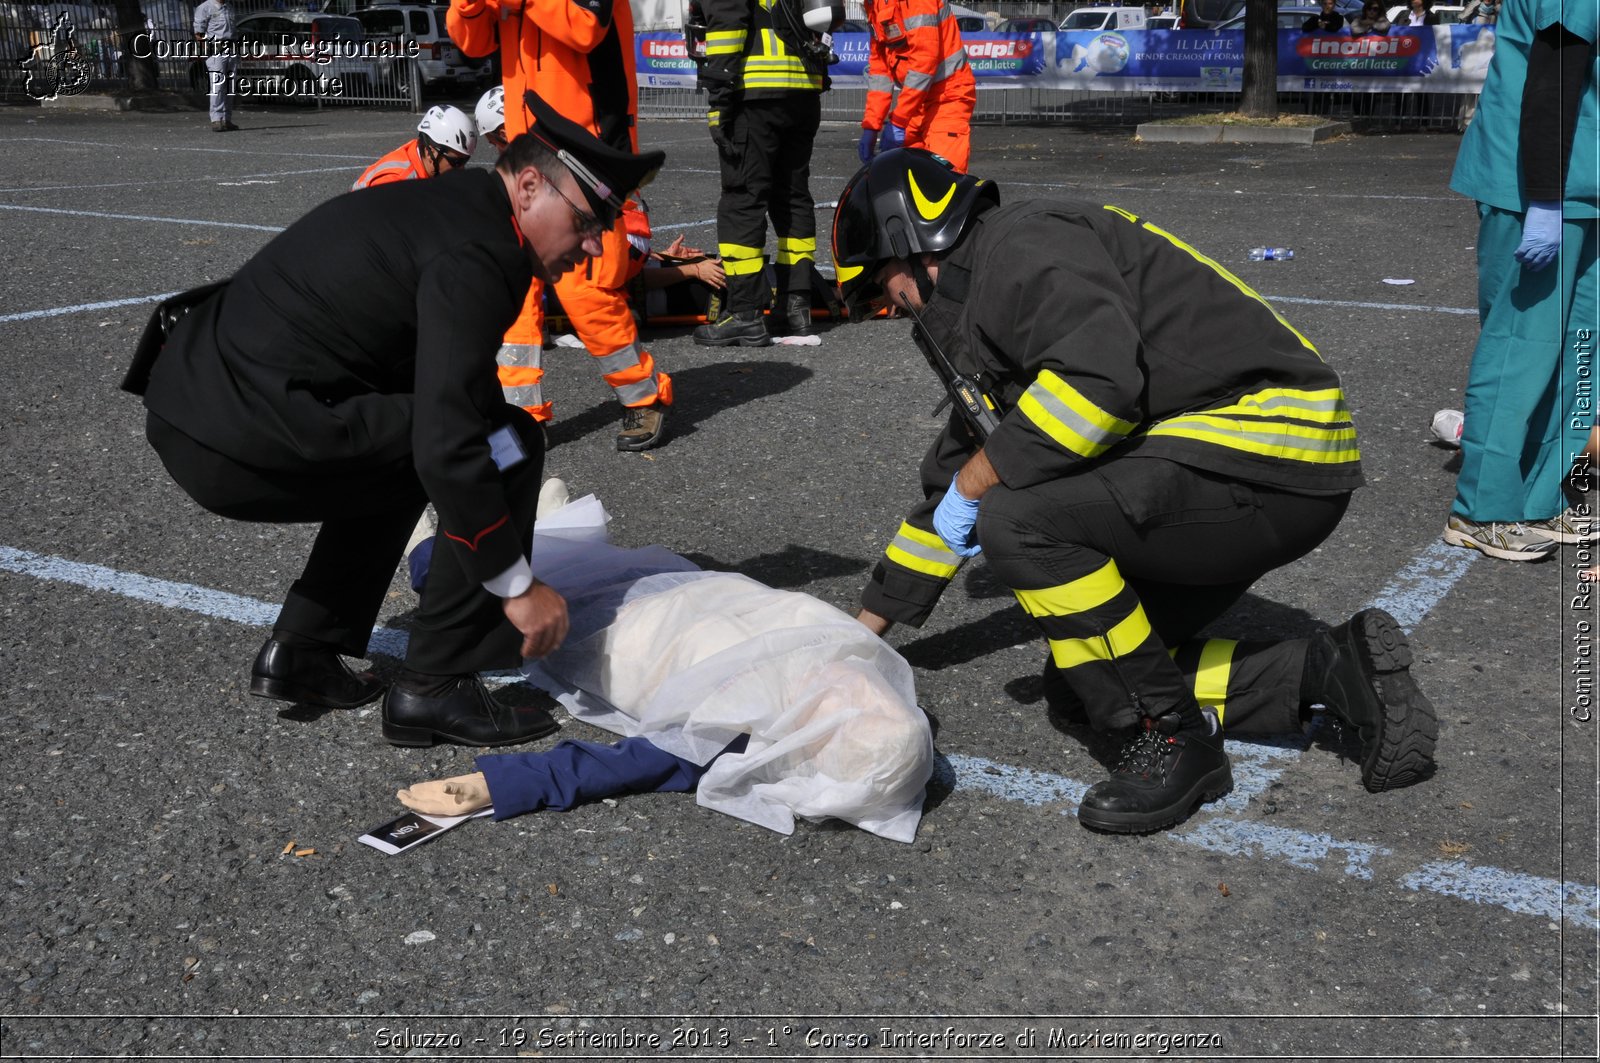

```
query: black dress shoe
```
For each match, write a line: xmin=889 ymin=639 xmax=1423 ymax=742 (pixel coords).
xmin=1077 ymin=713 xmax=1232 ymax=834
xmin=249 ymin=637 xmax=384 ymax=710
xmin=382 ymin=674 xmax=559 ymax=748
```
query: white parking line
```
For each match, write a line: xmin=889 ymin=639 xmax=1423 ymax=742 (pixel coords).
xmin=0 ymin=292 xmax=183 ymax=325
xmin=0 ymin=166 xmax=361 ymax=194
xmin=0 ymin=203 xmax=286 ymax=232
xmin=2 ymin=535 xmax=1591 ymax=928
xmin=1266 ymin=294 xmax=1479 ymax=316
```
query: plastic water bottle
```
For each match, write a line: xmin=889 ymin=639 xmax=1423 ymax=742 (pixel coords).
xmin=1248 ymin=247 xmax=1294 ymax=261
xmin=1430 ymin=408 xmax=1464 ymax=447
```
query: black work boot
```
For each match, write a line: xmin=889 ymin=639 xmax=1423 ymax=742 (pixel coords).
xmin=1077 ymin=713 xmax=1232 ymax=834
xmin=692 ymin=309 xmax=771 ymax=348
xmin=780 ymin=293 xmax=813 ymax=336
xmin=1304 ymin=607 xmax=1438 ymax=792
xmin=1041 ymin=657 xmax=1089 ymax=729
xmin=615 ymin=405 xmax=667 ymax=452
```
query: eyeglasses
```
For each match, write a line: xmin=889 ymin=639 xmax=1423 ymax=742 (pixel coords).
xmin=485 ymin=130 xmax=508 ymax=153
xmin=548 ymin=179 xmax=608 ymax=240
xmin=439 ymin=150 xmax=470 ymax=170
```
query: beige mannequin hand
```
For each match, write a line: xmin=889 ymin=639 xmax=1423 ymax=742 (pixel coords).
xmin=397 ymin=772 xmax=491 ymax=815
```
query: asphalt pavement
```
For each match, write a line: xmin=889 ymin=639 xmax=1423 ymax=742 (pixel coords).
xmin=0 ymin=100 xmax=1595 ymax=1061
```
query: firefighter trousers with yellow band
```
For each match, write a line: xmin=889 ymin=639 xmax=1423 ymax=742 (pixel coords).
xmin=715 ymin=94 xmax=822 ymax=314
xmin=977 ymin=456 xmax=1351 ymax=734
xmin=496 ymin=215 xmax=672 ymax=420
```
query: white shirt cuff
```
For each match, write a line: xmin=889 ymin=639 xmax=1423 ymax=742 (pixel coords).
xmin=482 ymin=556 xmax=533 ymax=599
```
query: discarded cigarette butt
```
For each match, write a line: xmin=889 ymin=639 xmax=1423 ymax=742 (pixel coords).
xmin=281 ymin=841 xmax=295 ymax=854
xmin=294 ymin=848 xmax=316 ymax=857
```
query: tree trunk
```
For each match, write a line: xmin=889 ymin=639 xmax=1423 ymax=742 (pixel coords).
xmin=112 ymin=0 xmax=160 ymax=92
xmin=1238 ymin=0 xmax=1279 ymax=118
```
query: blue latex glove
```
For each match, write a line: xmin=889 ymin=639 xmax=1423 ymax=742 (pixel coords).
xmin=857 ymin=126 xmax=879 ymax=165
xmin=931 ymin=474 xmax=982 ymax=557
xmin=1515 ymin=201 xmax=1561 ymax=271
xmin=879 ymin=121 xmax=907 ymax=152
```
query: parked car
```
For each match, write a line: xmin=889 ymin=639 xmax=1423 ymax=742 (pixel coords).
xmin=354 ymin=3 xmax=486 ymax=90
xmin=1059 ymin=7 xmax=1149 ymax=31
xmin=1385 ymin=3 xmax=1467 ymax=22
xmin=1147 ymin=14 xmax=1182 ymax=27
xmin=192 ymin=10 xmax=384 ymax=98
xmin=1216 ymin=4 xmax=1329 ymax=28
xmin=954 ymin=15 xmax=990 ymax=31
xmin=998 ymin=16 xmax=1059 ymax=33
xmin=1187 ymin=0 xmax=1362 ymax=27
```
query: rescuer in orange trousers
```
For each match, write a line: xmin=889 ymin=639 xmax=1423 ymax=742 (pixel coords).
xmin=859 ymin=0 xmax=976 ymax=173
xmin=449 ymin=1 xmax=673 ymax=451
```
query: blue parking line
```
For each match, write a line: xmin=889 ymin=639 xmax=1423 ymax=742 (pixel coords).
xmin=1 ymin=541 xmax=1591 ymax=929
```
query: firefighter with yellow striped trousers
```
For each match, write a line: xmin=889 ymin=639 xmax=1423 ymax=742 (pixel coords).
xmin=691 ymin=0 xmax=834 ymax=347
xmin=833 ymin=150 xmax=1438 ymax=834
xmin=860 ymin=0 xmax=976 ymax=172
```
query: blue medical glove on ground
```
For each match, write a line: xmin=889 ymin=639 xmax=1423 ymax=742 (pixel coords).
xmin=879 ymin=121 xmax=907 ymax=152
xmin=1515 ymin=201 xmax=1561 ymax=271
xmin=857 ymin=127 xmax=879 ymax=165
xmin=932 ymin=474 xmax=982 ymax=557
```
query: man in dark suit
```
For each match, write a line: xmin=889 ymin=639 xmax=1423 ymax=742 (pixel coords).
xmin=134 ymin=91 xmax=664 ymax=748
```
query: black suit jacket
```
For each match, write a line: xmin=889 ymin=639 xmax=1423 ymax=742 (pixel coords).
xmin=144 ymin=167 xmax=536 ymax=583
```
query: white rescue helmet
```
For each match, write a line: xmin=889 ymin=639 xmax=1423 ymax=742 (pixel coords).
xmin=417 ymin=104 xmax=478 ymax=158
xmin=474 ymin=85 xmax=506 ymax=142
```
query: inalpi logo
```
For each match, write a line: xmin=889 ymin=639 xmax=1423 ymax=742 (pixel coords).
xmin=964 ymin=39 xmax=1033 ymax=60
xmin=644 ymin=39 xmax=690 ymax=58
xmin=1296 ymin=35 xmax=1421 ymax=58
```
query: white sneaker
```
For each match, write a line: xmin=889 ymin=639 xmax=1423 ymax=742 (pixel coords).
xmin=1443 ymin=514 xmax=1558 ymax=561
xmin=1524 ymin=506 xmax=1599 ymax=544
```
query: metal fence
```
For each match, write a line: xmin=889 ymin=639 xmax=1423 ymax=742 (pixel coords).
xmin=3 ymin=2 xmax=1470 ymax=131
xmin=642 ymin=83 xmax=1474 ymax=133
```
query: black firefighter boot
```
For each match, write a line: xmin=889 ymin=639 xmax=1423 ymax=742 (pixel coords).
xmin=1077 ymin=710 xmax=1233 ymax=834
xmin=779 ymin=292 xmax=813 ymax=336
xmin=693 ymin=273 xmax=772 ymax=347
xmin=1303 ymin=607 xmax=1438 ymax=792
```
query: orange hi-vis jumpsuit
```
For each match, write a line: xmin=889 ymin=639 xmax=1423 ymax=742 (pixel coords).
xmin=447 ymin=0 xmax=671 ymax=422
xmin=863 ymin=0 xmax=976 ymax=172
xmin=352 ymin=140 xmax=430 ymax=189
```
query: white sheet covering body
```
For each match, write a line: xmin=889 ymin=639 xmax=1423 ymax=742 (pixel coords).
xmin=522 ymin=496 xmax=933 ymax=842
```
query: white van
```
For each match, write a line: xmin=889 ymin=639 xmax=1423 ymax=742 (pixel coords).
xmin=1059 ymin=6 xmax=1150 ymax=31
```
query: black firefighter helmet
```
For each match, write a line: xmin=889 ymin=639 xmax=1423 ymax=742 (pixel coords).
xmin=831 ymin=148 xmax=998 ymax=319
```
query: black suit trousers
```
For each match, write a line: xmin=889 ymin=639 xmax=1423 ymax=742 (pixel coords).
xmin=146 ymin=407 xmax=545 ymax=674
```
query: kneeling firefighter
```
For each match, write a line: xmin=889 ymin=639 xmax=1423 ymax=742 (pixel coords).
xmin=832 ymin=149 xmax=1439 ymax=833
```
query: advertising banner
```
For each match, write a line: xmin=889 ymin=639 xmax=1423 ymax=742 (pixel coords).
xmin=637 ymin=25 xmax=1493 ymax=95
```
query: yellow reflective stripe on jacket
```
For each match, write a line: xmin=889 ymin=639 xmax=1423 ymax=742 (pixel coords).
xmin=1145 ymin=413 xmax=1360 ymax=464
xmin=1013 ymin=560 xmax=1124 ymax=619
xmin=1198 ymin=386 xmax=1352 ymax=425
xmin=1103 ymin=205 xmax=1320 ymax=358
xmin=884 ymin=521 xmax=959 ymax=579
xmin=706 ymin=29 xmax=745 ymax=55
xmin=1017 ymin=368 xmax=1137 ymax=459
xmin=1047 ymin=606 xmax=1154 ymax=670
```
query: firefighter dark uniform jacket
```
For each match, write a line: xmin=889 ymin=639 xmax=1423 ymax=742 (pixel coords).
xmin=701 ymin=0 xmax=829 ymax=107
xmin=864 ymin=200 xmax=1366 ymax=626
xmin=142 ymin=168 xmax=536 ymax=586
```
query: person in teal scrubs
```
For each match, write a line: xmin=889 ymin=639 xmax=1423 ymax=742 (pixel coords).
xmin=1446 ymin=0 xmax=1598 ymax=561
